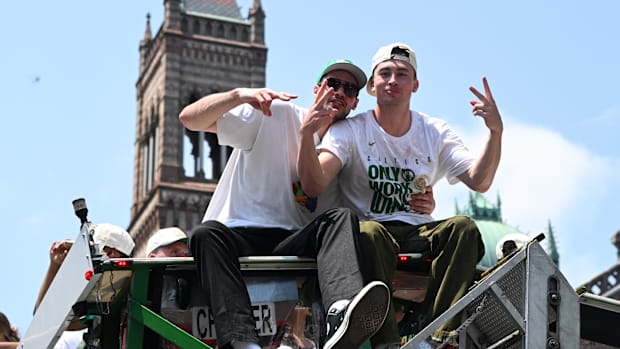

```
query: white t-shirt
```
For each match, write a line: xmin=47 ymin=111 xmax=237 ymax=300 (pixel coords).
xmin=54 ymin=331 xmax=84 ymax=349
xmin=203 ymin=100 xmax=338 ymax=230
xmin=320 ymin=110 xmax=474 ymax=225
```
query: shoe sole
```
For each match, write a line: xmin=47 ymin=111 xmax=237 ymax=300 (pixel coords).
xmin=323 ymin=281 xmax=390 ymax=349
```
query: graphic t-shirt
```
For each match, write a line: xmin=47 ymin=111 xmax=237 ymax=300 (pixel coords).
xmin=320 ymin=109 xmax=474 ymax=225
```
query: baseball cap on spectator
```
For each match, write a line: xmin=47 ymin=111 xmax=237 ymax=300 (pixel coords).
xmin=92 ymin=223 xmax=135 ymax=257
xmin=367 ymin=42 xmax=418 ymax=96
xmin=316 ymin=59 xmax=367 ymax=90
xmin=146 ymin=227 xmax=188 ymax=256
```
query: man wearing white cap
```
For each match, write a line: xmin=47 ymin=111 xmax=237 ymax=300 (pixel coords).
xmin=145 ymin=227 xmax=189 ymax=349
xmin=91 ymin=223 xmax=135 ymax=258
xmin=146 ymin=227 xmax=188 ymax=258
xmin=297 ymin=42 xmax=503 ymax=348
xmin=34 ymin=223 xmax=135 ymax=349
xmin=36 ymin=223 xmax=135 ymax=312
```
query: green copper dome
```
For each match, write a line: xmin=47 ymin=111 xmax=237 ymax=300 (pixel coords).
xmin=456 ymin=192 xmax=559 ymax=269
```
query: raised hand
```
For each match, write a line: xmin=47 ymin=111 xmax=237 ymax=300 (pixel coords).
xmin=49 ymin=239 xmax=72 ymax=268
xmin=238 ymin=88 xmax=298 ymax=116
xmin=469 ymin=77 xmax=503 ymax=134
xmin=300 ymin=80 xmax=337 ymax=137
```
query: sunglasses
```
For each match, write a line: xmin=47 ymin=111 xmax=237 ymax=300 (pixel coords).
xmin=325 ymin=77 xmax=358 ymax=98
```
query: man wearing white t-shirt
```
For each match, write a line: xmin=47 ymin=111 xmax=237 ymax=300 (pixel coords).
xmin=179 ymin=60 xmax=391 ymax=349
xmin=297 ymin=43 xmax=503 ymax=348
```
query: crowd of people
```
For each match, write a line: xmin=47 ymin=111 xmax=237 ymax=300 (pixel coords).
xmin=8 ymin=41 xmax=502 ymax=349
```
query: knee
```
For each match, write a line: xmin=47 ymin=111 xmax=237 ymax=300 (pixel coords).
xmin=188 ymin=220 xmax=226 ymax=251
xmin=359 ymin=221 xmax=387 ymax=236
xmin=449 ymin=216 xmax=484 ymax=256
xmin=451 ymin=216 xmax=480 ymax=237
xmin=325 ymin=207 xmax=356 ymax=220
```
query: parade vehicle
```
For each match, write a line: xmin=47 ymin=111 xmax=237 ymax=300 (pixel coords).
xmin=16 ymin=199 xmax=620 ymax=349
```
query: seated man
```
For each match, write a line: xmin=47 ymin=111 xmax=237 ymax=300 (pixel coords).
xmin=179 ymin=59 xmax=390 ymax=349
xmin=297 ymin=42 xmax=503 ymax=348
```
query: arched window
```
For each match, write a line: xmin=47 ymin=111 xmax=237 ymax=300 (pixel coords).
xmin=182 ymin=92 xmax=231 ymax=180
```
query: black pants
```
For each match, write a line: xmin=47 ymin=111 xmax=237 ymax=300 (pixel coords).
xmin=188 ymin=208 xmax=364 ymax=347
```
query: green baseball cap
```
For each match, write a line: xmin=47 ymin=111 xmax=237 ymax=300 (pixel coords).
xmin=316 ymin=59 xmax=367 ymax=89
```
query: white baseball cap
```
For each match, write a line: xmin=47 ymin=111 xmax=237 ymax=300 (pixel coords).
xmin=496 ymin=233 xmax=530 ymax=260
xmin=367 ymin=42 xmax=418 ymax=96
xmin=146 ymin=227 xmax=188 ymax=256
xmin=92 ymin=223 xmax=135 ymax=257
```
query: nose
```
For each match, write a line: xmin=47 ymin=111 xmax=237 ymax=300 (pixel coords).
xmin=387 ymin=72 xmax=398 ymax=84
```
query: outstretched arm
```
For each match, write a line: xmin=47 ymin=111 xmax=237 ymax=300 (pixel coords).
xmin=458 ymin=76 xmax=503 ymax=193
xmin=297 ymin=81 xmax=342 ymax=198
xmin=178 ymin=88 xmax=298 ymax=132
xmin=34 ymin=240 xmax=72 ymax=313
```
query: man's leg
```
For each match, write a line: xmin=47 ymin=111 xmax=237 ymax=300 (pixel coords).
xmin=411 ymin=216 xmax=485 ymax=342
xmin=358 ymin=221 xmax=401 ymax=348
xmin=274 ymin=208 xmax=390 ymax=349
xmin=189 ymin=221 xmax=289 ymax=348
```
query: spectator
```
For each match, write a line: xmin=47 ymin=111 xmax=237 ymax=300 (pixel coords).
xmin=33 ymin=224 xmax=134 ymax=349
xmin=0 ymin=312 xmax=19 ymax=349
xmin=145 ymin=227 xmax=188 ymax=258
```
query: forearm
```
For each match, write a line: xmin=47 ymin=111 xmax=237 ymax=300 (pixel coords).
xmin=0 ymin=342 xmax=19 ymax=349
xmin=463 ymin=130 xmax=502 ymax=192
xmin=178 ymin=89 xmax=243 ymax=132
xmin=34 ymin=263 xmax=60 ymax=313
xmin=297 ymin=133 xmax=328 ymax=198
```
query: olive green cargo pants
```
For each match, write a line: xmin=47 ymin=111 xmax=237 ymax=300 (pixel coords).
xmin=358 ymin=216 xmax=485 ymax=346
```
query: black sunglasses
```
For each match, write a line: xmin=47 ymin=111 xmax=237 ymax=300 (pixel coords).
xmin=325 ymin=77 xmax=358 ymax=98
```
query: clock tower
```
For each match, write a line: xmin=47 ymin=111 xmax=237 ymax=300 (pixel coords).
xmin=128 ymin=0 xmax=267 ymax=256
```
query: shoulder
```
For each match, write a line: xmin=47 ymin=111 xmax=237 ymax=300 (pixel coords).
xmin=270 ymin=100 xmax=307 ymax=118
xmin=341 ymin=110 xmax=374 ymax=128
xmin=326 ymin=111 xmax=367 ymax=135
xmin=413 ymin=110 xmax=452 ymax=133
xmin=346 ymin=109 xmax=373 ymax=122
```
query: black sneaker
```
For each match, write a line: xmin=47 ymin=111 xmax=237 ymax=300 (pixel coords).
xmin=323 ymin=281 xmax=390 ymax=349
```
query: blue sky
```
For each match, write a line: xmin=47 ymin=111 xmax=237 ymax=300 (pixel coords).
xmin=2 ymin=0 xmax=619 ymax=337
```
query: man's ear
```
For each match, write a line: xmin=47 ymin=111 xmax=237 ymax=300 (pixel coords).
xmin=412 ymin=79 xmax=420 ymax=93
xmin=369 ymin=78 xmax=375 ymax=95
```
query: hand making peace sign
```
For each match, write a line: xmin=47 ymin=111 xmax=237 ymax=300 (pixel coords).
xmin=469 ymin=76 xmax=503 ymax=134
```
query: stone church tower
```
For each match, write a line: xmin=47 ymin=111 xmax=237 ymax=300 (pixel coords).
xmin=128 ymin=0 xmax=267 ymax=256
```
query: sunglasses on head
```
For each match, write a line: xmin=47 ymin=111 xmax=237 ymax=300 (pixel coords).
xmin=325 ymin=77 xmax=358 ymax=98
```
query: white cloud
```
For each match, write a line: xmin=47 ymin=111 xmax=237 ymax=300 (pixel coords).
xmin=431 ymin=116 xmax=618 ymax=286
